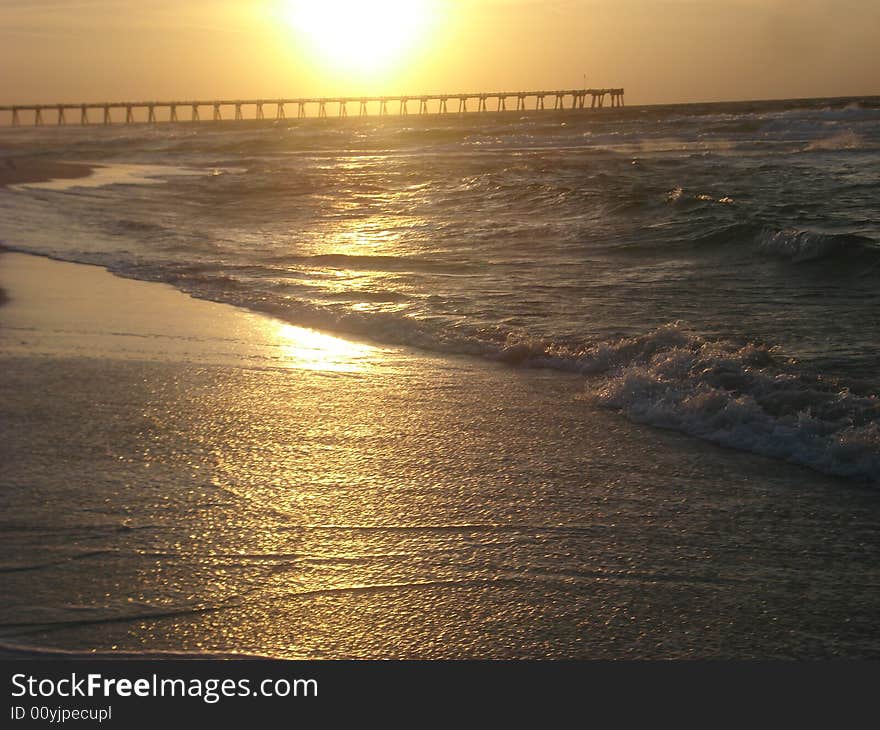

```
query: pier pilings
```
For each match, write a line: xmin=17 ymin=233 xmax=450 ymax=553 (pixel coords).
xmin=0 ymin=89 xmax=625 ymax=127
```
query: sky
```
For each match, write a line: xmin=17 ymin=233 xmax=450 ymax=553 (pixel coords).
xmin=1 ymin=0 xmax=878 ymax=106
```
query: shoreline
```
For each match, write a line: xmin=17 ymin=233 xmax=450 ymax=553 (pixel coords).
xmin=0 ymin=156 xmax=94 ymax=188
xmin=1 ymin=251 xmax=879 ymax=658
xmin=0 ymin=250 xmax=395 ymax=370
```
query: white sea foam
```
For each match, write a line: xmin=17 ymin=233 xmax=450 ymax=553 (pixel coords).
xmin=486 ymin=323 xmax=880 ymax=483
xmin=585 ymin=324 xmax=880 ymax=482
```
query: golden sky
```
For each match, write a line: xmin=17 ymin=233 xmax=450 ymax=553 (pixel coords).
xmin=1 ymin=0 xmax=878 ymax=105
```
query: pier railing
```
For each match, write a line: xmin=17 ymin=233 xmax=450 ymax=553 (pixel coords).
xmin=0 ymin=88 xmax=624 ymax=127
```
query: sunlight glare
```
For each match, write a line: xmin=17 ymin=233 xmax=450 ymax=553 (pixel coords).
xmin=272 ymin=322 xmax=377 ymax=373
xmin=282 ymin=0 xmax=436 ymax=76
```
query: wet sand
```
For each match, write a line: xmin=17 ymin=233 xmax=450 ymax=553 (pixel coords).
xmin=1 ymin=252 xmax=879 ymax=659
xmin=0 ymin=157 xmax=94 ymax=188
xmin=0 ymin=158 xmax=92 ymax=312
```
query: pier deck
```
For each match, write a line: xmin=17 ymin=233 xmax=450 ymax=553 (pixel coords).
xmin=0 ymin=88 xmax=624 ymax=127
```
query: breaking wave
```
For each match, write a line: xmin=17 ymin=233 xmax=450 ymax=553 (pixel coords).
xmin=587 ymin=324 xmax=880 ymax=483
xmin=10 ymin=241 xmax=877 ymax=483
xmin=182 ymin=268 xmax=880 ymax=483
xmin=610 ymin=221 xmax=878 ymax=265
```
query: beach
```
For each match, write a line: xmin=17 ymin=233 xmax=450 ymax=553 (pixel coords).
xmin=1 ymin=99 xmax=879 ymax=659
xmin=1 ymin=249 xmax=879 ymax=659
xmin=3 ymin=2 xmax=879 ymax=719
xmin=0 ymin=157 xmax=94 ymax=188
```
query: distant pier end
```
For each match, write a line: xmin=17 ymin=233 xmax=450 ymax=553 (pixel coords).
xmin=0 ymin=88 xmax=624 ymax=127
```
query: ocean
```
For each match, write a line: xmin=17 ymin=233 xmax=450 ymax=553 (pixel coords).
xmin=3 ymin=97 xmax=878 ymax=482
xmin=1 ymin=97 xmax=879 ymax=658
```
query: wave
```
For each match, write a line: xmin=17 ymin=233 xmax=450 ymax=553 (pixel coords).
xmin=182 ymin=272 xmax=880 ymax=483
xmin=619 ymin=220 xmax=879 ymax=266
xmin=7 ymin=242 xmax=879 ymax=484
xmin=755 ymin=227 xmax=877 ymax=263
xmin=192 ymin=299 xmax=879 ymax=483
xmin=805 ymin=130 xmax=865 ymax=152
xmin=588 ymin=323 xmax=880 ymax=483
xmin=350 ymin=315 xmax=880 ymax=483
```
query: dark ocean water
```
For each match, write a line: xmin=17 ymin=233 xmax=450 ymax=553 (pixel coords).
xmin=2 ymin=97 xmax=879 ymax=482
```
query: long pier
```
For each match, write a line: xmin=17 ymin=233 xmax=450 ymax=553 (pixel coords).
xmin=0 ymin=88 xmax=624 ymax=127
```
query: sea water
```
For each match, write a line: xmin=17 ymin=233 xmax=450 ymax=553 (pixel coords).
xmin=2 ymin=97 xmax=877 ymax=482
xmin=1 ymin=98 xmax=880 ymax=659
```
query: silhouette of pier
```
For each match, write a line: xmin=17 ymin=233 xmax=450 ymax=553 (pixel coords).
xmin=0 ymin=88 xmax=624 ymax=127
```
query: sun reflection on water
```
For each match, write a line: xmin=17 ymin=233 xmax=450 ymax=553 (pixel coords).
xmin=269 ymin=321 xmax=378 ymax=373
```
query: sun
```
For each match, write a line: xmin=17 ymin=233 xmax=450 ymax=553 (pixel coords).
xmin=282 ymin=0 xmax=436 ymax=77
